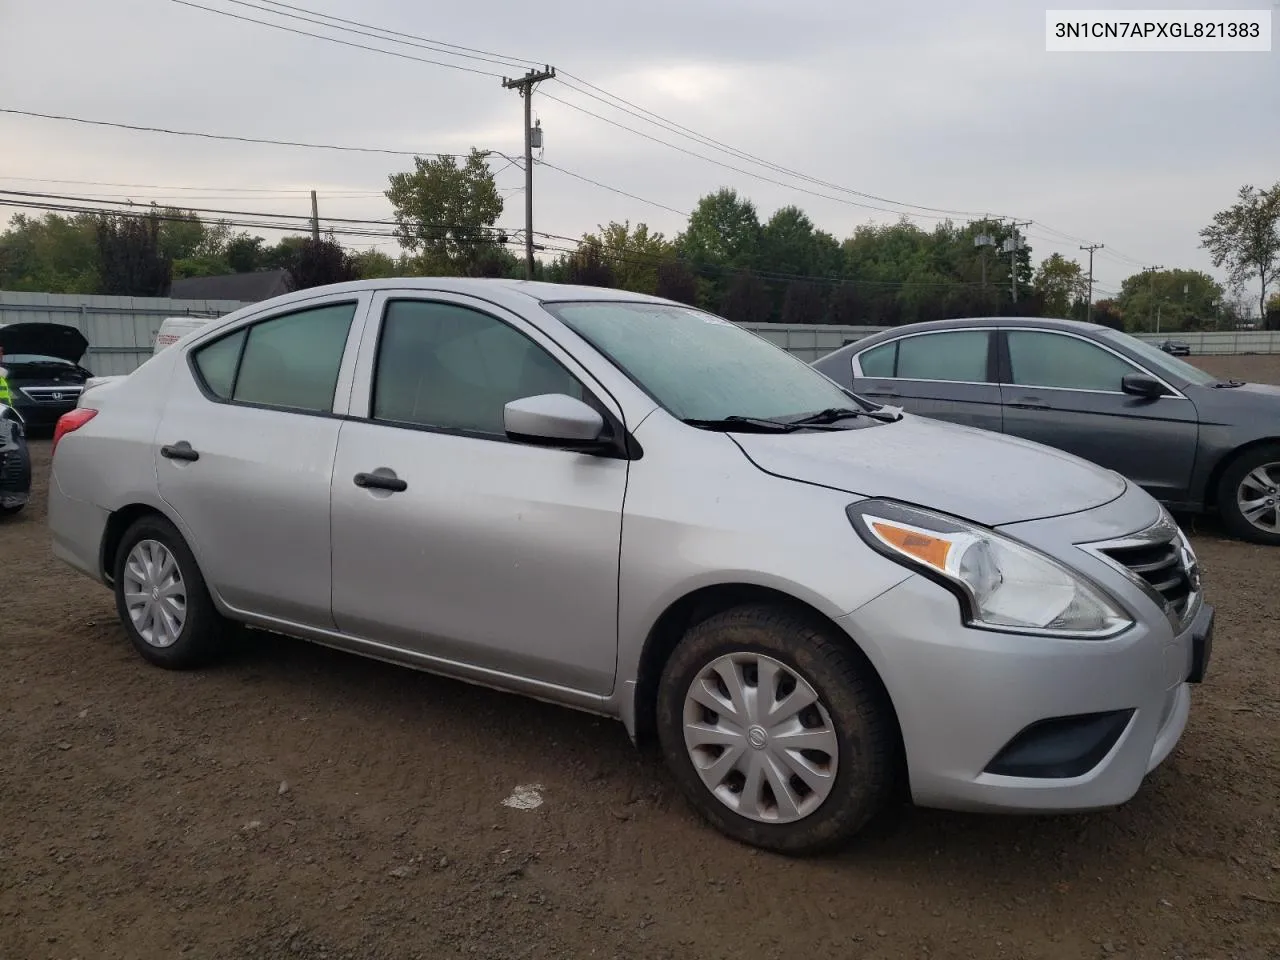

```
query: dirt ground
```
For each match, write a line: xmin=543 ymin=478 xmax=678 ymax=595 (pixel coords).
xmin=2 ymin=356 xmax=1278 ymax=960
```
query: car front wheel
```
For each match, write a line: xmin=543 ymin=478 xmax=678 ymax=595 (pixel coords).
xmin=1218 ymin=444 xmax=1280 ymax=546
xmin=656 ymin=604 xmax=897 ymax=855
xmin=112 ymin=513 xmax=226 ymax=668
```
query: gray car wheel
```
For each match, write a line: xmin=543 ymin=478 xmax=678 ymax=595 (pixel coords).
xmin=1218 ymin=444 xmax=1280 ymax=546
xmin=656 ymin=603 xmax=897 ymax=855
xmin=112 ymin=513 xmax=226 ymax=668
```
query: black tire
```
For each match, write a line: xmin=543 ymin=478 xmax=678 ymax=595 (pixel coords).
xmin=656 ymin=603 xmax=897 ymax=856
xmin=0 ymin=503 xmax=24 ymax=518
xmin=112 ymin=513 xmax=226 ymax=669
xmin=1217 ymin=443 xmax=1280 ymax=546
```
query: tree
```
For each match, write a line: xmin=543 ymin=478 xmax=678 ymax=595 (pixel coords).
xmin=225 ymin=234 xmax=267 ymax=273
xmin=565 ymin=238 xmax=616 ymax=287
xmin=385 ymin=149 xmax=505 ymax=275
xmin=1200 ymin=182 xmax=1280 ymax=321
xmin=578 ymin=221 xmax=672 ymax=294
xmin=720 ymin=271 xmax=770 ymax=324
xmin=654 ymin=260 xmax=699 ymax=305
xmin=1265 ymin=291 xmax=1280 ymax=331
xmin=94 ymin=213 xmax=171 ymax=296
xmin=1034 ymin=253 xmax=1088 ymax=318
xmin=1117 ymin=268 xmax=1224 ymax=332
xmin=1092 ymin=299 xmax=1124 ymax=330
xmin=678 ymin=189 xmax=761 ymax=308
xmin=464 ymin=245 xmax=519 ymax=278
xmin=351 ymin=248 xmax=398 ymax=279
xmin=0 ymin=212 xmax=99 ymax=292
xmin=289 ymin=234 xmax=357 ymax=290
xmin=781 ymin=280 xmax=826 ymax=324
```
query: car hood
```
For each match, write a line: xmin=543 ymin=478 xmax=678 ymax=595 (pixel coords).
xmin=0 ymin=322 xmax=90 ymax=364
xmin=732 ymin=414 xmax=1128 ymax=526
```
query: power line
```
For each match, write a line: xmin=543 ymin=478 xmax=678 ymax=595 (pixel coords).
xmin=537 ymin=161 xmax=688 ymax=217
xmin=207 ymin=0 xmax=529 ymax=71
xmin=252 ymin=0 xmax=543 ymax=68
xmin=165 ymin=0 xmax=504 ymax=77
xmin=0 ymin=107 xmax=478 ymax=157
xmin=0 ymin=175 xmax=385 ymax=195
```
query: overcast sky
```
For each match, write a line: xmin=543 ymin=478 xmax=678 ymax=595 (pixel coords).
xmin=1 ymin=0 xmax=1277 ymax=301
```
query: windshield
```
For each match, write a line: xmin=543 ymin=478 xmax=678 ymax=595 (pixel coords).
xmin=1096 ymin=329 xmax=1218 ymax=386
xmin=543 ymin=300 xmax=858 ymax=421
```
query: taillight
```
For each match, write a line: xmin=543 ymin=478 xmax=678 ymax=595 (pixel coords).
xmin=52 ymin=408 xmax=97 ymax=457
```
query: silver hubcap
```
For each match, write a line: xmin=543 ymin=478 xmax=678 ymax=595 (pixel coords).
xmin=682 ymin=653 xmax=839 ymax=824
xmin=122 ymin=539 xmax=186 ymax=647
xmin=1237 ymin=462 xmax=1280 ymax=534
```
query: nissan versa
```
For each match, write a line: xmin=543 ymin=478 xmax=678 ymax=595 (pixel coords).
xmin=47 ymin=279 xmax=1213 ymax=854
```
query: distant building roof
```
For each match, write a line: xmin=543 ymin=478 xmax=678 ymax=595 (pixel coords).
xmin=168 ymin=269 xmax=295 ymax=302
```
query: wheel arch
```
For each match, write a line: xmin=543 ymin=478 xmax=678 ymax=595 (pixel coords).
xmin=628 ymin=583 xmax=906 ymax=769
xmin=1202 ymin=436 xmax=1280 ymax=509
xmin=99 ymin=501 xmax=187 ymax=585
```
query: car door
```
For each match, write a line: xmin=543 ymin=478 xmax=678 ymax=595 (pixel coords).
xmin=155 ymin=293 xmax=370 ymax=630
xmin=849 ymin=329 xmax=1003 ymax=432
xmin=328 ymin=292 xmax=628 ymax=696
xmin=998 ymin=328 xmax=1199 ymax=502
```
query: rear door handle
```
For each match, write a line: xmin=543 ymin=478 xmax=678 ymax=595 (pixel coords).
xmin=354 ymin=471 xmax=407 ymax=493
xmin=1008 ymin=398 xmax=1050 ymax=410
xmin=160 ymin=441 xmax=200 ymax=462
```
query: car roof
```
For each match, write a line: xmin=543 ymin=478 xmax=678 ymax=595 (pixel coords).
xmin=220 ymin=277 xmax=679 ymax=316
xmin=816 ymin=315 xmax=1116 ymax=362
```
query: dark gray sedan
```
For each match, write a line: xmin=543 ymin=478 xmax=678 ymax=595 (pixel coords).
xmin=813 ymin=317 xmax=1280 ymax=544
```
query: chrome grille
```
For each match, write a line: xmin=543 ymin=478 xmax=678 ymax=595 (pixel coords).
xmin=1090 ymin=513 xmax=1199 ymax=628
xmin=20 ymin=385 xmax=82 ymax=405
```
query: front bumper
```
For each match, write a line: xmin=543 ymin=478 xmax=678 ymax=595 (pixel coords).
xmin=13 ymin=400 xmax=78 ymax=430
xmin=839 ymin=567 xmax=1211 ymax=815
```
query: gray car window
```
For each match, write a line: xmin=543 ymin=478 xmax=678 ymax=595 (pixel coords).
xmin=373 ymin=299 xmax=585 ymax=435
xmin=192 ymin=329 xmax=245 ymax=399
xmin=226 ymin=302 xmax=356 ymax=411
xmin=896 ymin=331 xmax=990 ymax=382
xmin=1007 ymin=331 xmax=1138 ymax=392
xmin=857 ymin=342 xmax=896 ymax=377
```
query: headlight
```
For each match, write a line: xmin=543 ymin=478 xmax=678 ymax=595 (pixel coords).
xmin=847 ymin=500 xmax=1132 ymax=639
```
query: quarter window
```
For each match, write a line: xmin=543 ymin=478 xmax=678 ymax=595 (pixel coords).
xmin=371 ymin=299 xmax=585 ymax=436
xmin=191 ymin=301 xmax=357 ymax=412
xmin=856 ymin=342 xmax=896 ymax=377
xmin=1006 ymin=331 xmax=1139 ymax=392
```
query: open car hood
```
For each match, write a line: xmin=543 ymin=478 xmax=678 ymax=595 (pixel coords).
xmin=0 ymin=322 xmax=90 ymax=364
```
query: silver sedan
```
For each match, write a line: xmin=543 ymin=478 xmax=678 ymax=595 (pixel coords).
xmin=47 ymin=279 xmax=1213 ymax=854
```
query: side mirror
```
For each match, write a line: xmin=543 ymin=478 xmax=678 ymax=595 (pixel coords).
xmin=504 ymin=393 xmax=609 ymax=450
xmin=1121 ymin=374 xmax=1169 ymax=399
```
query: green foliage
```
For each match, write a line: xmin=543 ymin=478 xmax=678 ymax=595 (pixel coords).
xmin=1034 ymin=252 xmax=1088 ymax=319
xmin=577 ymin=221 xmax=673 ymax=295
xmin=289 ymin=234 xmax=357 ymax=290
xmin=385 ymin=149 xmax=505 ymax=275
xmin=0 ymin=213 xmax=100 ymax=292
xmin=94 ymin=214 xmax=172 ymax=296
xmin=1200 ymin=182 xmax=1280 ymax=320
xmin=1117 ymin=268 xmax=1224 ymax=331
xmin=565 ymin=238 xmax=615 ymax=287
xmin=720 ymin=271 xmax=770 ymax=324
xmin=654 ymin=259 xmax=698 ymax=305
xmin=781 ymin=280 xmax=826 ymax=324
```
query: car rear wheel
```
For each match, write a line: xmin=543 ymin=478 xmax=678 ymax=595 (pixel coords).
xmin=1218 ymin=444 xmax=1280 ymax=546
xmin=0 ymin=504 xmax=24 ymax=517
xmin=656 ymin=604 xmax=896 ymax=855
xmin=112 ymin=514 xmax=226 ymax=668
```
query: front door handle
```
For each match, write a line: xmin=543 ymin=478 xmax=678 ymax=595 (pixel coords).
xmin=160 ymin=441 xmax=200 ymax=462
xmin=354 ymin=471 xmax=407 ymax=493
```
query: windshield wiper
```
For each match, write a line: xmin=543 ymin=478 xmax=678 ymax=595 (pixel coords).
xmin=788 ymin=405 xmax=902 ymax=425
xmin=1213 ymin=379 xmax=1246 ymax=388
xmin=682 ymin=416 xmax=804 ymax=433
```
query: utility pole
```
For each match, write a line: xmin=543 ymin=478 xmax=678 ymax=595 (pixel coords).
xmin=1005 ymin=221 xmax=1031 ymax=304
xmin=1080 ymin=243 xmax=1103 ymax=322
xmin=1143 ymin=266 xmax=1163 ymax=331
xmin=310 ymin=190 xmax=320 ymax=242
xmin=502 ymin=65 xmax=556 ymax=280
